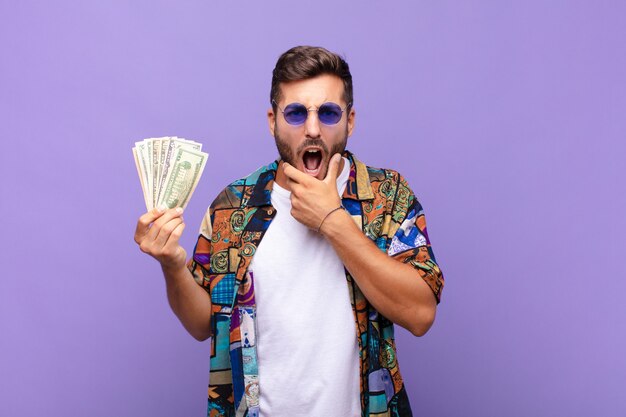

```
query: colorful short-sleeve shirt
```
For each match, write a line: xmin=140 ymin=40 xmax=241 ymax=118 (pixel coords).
xmin=188 ymin=150 xmax=444 ymax=417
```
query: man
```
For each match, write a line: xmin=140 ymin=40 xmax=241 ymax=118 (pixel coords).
xmin=134 ymin=46 xmax=444 ymax=417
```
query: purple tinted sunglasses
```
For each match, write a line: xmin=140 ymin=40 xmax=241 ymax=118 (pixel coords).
xmin=273 ymin=100 xmax=351 ymax=126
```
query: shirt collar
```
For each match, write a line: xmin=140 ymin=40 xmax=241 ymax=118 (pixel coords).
xmin=245 ymin=150 xmax=375 ymax=207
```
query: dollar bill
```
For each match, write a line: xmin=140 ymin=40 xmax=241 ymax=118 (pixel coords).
xmin=157 ymin=146 xmax=208 ymax=210
xmin=134 ymin=140 xmax=152 ymax=210
xmin=132 ymin=137 xmax=208 ymax=211
xmin=151 ymin=139 xmax=161 ymax=208
xmin=132 ymin=147 xmax=148 ymax=206
xmin=156 ymin=138 xmax=175 ymax=205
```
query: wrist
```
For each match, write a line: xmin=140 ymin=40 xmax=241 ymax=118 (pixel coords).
xmin=316 ymin=205 xmax=345 ymax=233
xmin=319 ymin=207 xmax=352 ymax=238
xmin=160 ymin=257 xmax=188 ymax=276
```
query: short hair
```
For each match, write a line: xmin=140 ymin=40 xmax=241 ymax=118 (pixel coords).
xmin=270 ymin=46 xmax=353 ymax=110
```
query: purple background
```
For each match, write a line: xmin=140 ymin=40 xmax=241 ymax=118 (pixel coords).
xmin=1 ymin=1 xmax=625 ymax=416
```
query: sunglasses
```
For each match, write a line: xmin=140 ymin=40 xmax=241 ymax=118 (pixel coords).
xmin=273 ymin=100 xmax=351 ymax=126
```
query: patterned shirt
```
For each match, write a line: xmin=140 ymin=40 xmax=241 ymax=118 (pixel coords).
xmin=188 ymin=150 xmax=444 ymax=417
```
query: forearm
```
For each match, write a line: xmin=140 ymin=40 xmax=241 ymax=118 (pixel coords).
xmin=162 ymin=264 xmax=213 ymax=341
xmin=321 ymin=210 xmax=437 ymax=336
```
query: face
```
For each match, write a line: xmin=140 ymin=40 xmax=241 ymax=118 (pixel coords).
xmin=268 ymin=74 xmax=355 ymax=186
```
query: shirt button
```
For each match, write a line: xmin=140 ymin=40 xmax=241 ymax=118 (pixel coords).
xmin=268 ymin=208 xmax=274 ymax=215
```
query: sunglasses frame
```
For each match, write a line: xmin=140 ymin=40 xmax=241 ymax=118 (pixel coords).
xmin=272 ymin=100 xmax=352 ymax=126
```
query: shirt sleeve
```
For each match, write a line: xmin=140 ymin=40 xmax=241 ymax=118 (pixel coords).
xmin=386 ymin=175 xmax=444 ymax=303
xmin=186 ymin=206 xmax=213 ymax=294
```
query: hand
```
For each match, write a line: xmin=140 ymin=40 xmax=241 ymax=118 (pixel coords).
xmin=134 ymin=207 xmax=187 ymax=271
xmin=283 ymin=153 xmax=344 ymax=230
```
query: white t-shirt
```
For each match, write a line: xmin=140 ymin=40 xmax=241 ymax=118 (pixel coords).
xmin=250 ymin=158 xmax=361 ymax=417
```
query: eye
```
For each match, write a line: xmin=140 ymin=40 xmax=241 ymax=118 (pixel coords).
xmin=285 ymin=108 xmax=306 ymax=118
xmin=319 ymin=104 xmax=341 ymax=117
xmin=319 ymin=108 xmax=340 ymax=118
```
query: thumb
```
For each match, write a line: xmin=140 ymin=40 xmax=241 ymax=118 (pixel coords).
xmin=323 ymin=153 xmax=342 ymax=184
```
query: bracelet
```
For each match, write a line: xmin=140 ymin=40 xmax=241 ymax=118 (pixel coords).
xmin=317 ymin=205 xmax=345 ymax=233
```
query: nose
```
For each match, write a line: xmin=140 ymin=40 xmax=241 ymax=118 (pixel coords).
xmin=304 ymin=108 xmax=321 ymax=138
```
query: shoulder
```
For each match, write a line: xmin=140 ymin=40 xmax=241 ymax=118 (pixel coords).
xmin=360 ymin=160 xmax=421 ymax=218
xmin=209 ymin=160 xmax=278 ymax=212
xmin=349 ymin=152 xmax=410 ymax=191
xmin=361 ymin=161 xmax=415 ymax=200
xmin=367 ymin=164 xmax=405 ymax=185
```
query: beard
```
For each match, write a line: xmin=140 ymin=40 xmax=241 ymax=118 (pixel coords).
xmin=274 ymin=125 xmax=348 ymax=179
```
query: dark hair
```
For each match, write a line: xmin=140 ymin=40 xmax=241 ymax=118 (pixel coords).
xmin=270 ymin=46 xmax=353 ymax=110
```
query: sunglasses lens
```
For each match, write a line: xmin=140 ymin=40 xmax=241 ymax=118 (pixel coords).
xmin=281 ymin=102 xmax=344 ymax=125
xmin=318 ymin=103 xmax=343 ymax=125
xmin=283 ymin=104 xmax=308 ymax=125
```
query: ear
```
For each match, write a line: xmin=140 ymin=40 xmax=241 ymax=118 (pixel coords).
xmin=347 ymin=107 xmax=356 ymax=137
xmin=268 ymin=108 xmax=276 ymax=137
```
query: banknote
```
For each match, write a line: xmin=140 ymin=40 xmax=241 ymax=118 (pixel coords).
xmin=157 ymin=147 xmax=208 ymax=209
xmin=134 ymin=141 xmax=151 ymax=206
xmin=132 ymin=137 xmax=208 ymax=211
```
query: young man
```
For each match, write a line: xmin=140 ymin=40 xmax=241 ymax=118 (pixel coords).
xmin=134 ymin=46 xmax=444 ymax=417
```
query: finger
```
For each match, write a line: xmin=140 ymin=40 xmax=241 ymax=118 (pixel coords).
xmin=288 ymin=180 xmax=302 ymax=197
xmin=158 ymin=223 xmax=188 ymax=266
xmin=145 ymin=207 xmax=184 ymax=242
xmin=134 ymin=207 xmax=167 ymax=243
xmin=323 ymin=153 xmax=342 ymax=184
xmin=283 ymin=162 xmax=309 ymax=185
xmin=162 ymin=222 xmax=186 ymax=252
xmin=154 ymin=216 xmax=184 ymax=249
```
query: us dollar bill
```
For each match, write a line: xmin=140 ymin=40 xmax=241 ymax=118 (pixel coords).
xmin=134 ymin=140 xmax=152 ymax=210
xmin=132 ymin=137 xmax=208 ymax=211
xmin=157 ymin=146 xmax=208 ymax=209
xmin=151 ymin=139 xmax=161 ymax=209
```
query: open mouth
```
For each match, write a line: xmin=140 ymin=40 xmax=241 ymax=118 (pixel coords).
xmin=302 ymin=149 xmax=323 ymax=176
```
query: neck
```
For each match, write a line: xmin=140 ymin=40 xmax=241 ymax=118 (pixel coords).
xmin=274 ymin=161 xmax=290 ymax=190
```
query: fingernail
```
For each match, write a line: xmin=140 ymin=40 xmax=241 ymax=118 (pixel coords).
xmin=157 ymin=204 xmax=167 ymax=213
xmin=175 ymin=207 xmax=183 ymax=214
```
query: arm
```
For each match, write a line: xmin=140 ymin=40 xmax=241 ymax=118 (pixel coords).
xmin=320 ymin=209 xmax=437 ymax=336
xmin=134 ymin=208 xmax=212 ymax=341
xmin=284 ymin=154 xmax=440 ymax=336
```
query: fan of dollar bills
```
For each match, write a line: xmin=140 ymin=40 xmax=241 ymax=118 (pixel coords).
xmin=132 ymin=137 xmax=208 ymax=211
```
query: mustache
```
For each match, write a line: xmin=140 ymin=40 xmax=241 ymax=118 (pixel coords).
xmin=296 ymin=138 xmax=329 ymax=155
